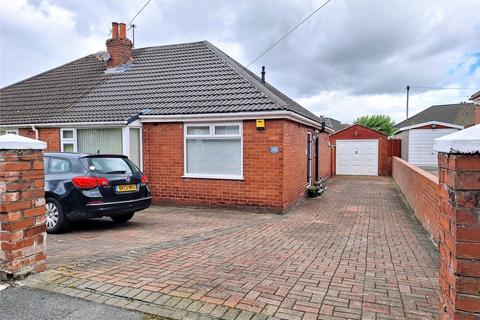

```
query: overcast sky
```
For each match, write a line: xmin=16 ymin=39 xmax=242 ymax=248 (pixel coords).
xmin=1 ymin=0 xmax=479 ymax=123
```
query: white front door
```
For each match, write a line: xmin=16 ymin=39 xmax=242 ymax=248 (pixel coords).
xmin=336 ymin=139 xmax=378 ymax=176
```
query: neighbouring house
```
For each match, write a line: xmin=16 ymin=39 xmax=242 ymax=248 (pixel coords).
xmin=394 ymin=102 xmax=476 ymax=167
xmin=0 ymin=22 xmax=334 ymax=213
xmin=329 ymin=124 xmax=398 ymax=176
xmin=324 ymin=117 xmax=349 ymax=132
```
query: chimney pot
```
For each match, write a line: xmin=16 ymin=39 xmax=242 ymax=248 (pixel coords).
xmin=111 ymin=22 xmax=119 ymax=39
xmin=119 ymin=23 xmax=127 ymax=39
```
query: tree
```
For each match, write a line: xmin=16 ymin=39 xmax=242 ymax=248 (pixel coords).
xmin=354 ymin=114 xmax=396 ymax=135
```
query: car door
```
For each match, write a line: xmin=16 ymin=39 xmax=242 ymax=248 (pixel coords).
xmin=45 ymin=156 xmax=75 ymax=199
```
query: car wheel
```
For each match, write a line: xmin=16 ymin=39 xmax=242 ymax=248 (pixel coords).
xmin=45 ymin=198 xmax=70 ymax=234
xmin=110 ymin=212 xmax=135 ymax=223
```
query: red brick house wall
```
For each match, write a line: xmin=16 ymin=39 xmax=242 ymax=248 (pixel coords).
xmin=282 ymin=120 xmax=310 ymax=210
xmin=19 ymin=128 xmax=60 ymax=152
xmin=392 ymin=157 xmax=441 ymax=244
xmin=143 ymin=119 xmax=330 ymax=213
xmin=281 ymin=121 xmax=331 ymax=210
xmin=317 ymin=132 xmax=332 ymax=179
xmin=143 ymin=120 xmax=284 ymax=212
xmin=329 ymin=124 xmax=391 ymax=176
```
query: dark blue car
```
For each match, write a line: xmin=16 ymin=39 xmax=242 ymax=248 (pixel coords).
xmin=44 ymin=153 xmax=151 ymax=233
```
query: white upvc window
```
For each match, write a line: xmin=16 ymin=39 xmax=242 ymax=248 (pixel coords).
xmin=60 ymin=127 xmax=142 ymax=168
xmin=184 ymin=122 xmax=243 ymax=180
xmin=60 ymin=128 xmax=77 ymax=152
xmin=0 ymin=128 xmax=19 ymax=135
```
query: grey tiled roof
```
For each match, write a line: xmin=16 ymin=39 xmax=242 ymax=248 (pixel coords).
xmin=324 ymin=117 xmax=349 ymax=132
xmin=0 ymin=41 xmax=326 ymax=127
xmin=471 ymin=90 xmax=480 ymax=100
xmin=395 ymin=102 xmax=476 ymax=130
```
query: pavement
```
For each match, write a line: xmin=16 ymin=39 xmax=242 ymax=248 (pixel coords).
xmin=20 ymin=176 xmax=440 ymax=319
xmin=0 ymin=285 xmax=145 ymax=320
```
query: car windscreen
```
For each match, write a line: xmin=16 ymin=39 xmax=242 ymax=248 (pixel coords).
xmin=82 ymin=157 xmax=140 ymax=175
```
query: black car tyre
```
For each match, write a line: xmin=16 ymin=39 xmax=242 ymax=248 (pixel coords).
xmin=110 ymin=212 xmax=135 ymax=223
xmin=45 ymin=198 xmax=70 ymax=234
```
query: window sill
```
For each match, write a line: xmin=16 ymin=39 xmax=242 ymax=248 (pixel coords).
xmin=182 ymin=174 xmax=244 ymax=181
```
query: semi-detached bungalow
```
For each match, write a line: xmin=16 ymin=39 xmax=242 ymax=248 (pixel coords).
xmin=0 ymin=22 xmax=334 ymax=213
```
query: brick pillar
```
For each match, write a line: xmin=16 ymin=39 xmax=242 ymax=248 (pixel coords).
xmin=0 ymin=134 xmax=47 ymax=280
xmin=435 ymin=125 xmax=480 ymax=319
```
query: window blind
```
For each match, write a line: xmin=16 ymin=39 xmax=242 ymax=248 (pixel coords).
xmin=77 ymin=128 xmax=122 ymax=154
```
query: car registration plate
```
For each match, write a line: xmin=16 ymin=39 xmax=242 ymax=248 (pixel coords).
xmin=116 ymin=184 xmax=137 ymax=192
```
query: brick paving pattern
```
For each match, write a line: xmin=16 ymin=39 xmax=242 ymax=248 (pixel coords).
xmin=46 ymin=206 xmax=271 ymax=268
xmin=23 ymin=177 xmax=439 ymax=319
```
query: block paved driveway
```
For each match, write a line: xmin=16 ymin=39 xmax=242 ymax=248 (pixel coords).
xmin=24 ymin=176 xmax=439 ymax=319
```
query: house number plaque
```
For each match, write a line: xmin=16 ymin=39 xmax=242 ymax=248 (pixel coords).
xmin=269 ymin=146 xmax=280 ymax=154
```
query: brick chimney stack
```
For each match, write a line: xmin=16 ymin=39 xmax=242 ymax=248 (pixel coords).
xmin=106 ymin=22 xmax=133 ymax=69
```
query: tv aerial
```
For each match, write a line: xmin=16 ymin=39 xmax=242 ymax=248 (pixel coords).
xmin=95 ymin=51 xmax=111 ymax=62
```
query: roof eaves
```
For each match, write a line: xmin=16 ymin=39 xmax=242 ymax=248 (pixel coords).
xmin=394 ymin=121 xmax=464 ymax=134
xmin=470 ymin=90 xmax=480 ymax=100
xmin=330 ymin=123 xmax=389 ymax=137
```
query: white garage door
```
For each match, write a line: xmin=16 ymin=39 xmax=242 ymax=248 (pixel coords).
xmin=336 ymin=139 xmax=378 ymax=176
xmin=408 ymin=129 xmax=458 ymax=166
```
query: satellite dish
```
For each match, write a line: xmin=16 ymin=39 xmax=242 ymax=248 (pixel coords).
xmin=95 ymin=51 xmax=111 ymax=62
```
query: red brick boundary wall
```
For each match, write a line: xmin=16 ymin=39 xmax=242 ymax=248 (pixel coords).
xmin=392 ymin=156 xmax=442 ymax=244
xmin=438 ymin=153 xmax=480 ymax=319
xmin=0 ymin=135 xmax=47 ymax=280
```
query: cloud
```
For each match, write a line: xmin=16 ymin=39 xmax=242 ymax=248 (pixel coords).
xmin=0 ymin=0 xmax=102 ymax=85
xmin=298 ymin=86 xmax=474 ymax=124
xmin=1 ymin=0 xmax=479 ymax=123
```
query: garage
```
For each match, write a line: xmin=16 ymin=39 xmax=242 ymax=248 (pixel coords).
xmin=404 ymin=128 xmax=458 ymax=166
xmin=336 ymin=139 xmax=378 ymax=175
xmin=330 ymin=124 xmax=396 ymax=176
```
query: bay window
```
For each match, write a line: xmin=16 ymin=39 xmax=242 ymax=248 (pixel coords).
xmin=184 ymin=123 xmax=243 ymax=179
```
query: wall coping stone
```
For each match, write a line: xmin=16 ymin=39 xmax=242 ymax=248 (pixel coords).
xmin=0 ymin=134 xmax=46 ymax=150
xmin=434 ymin=124 xmax=480 ymax=154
